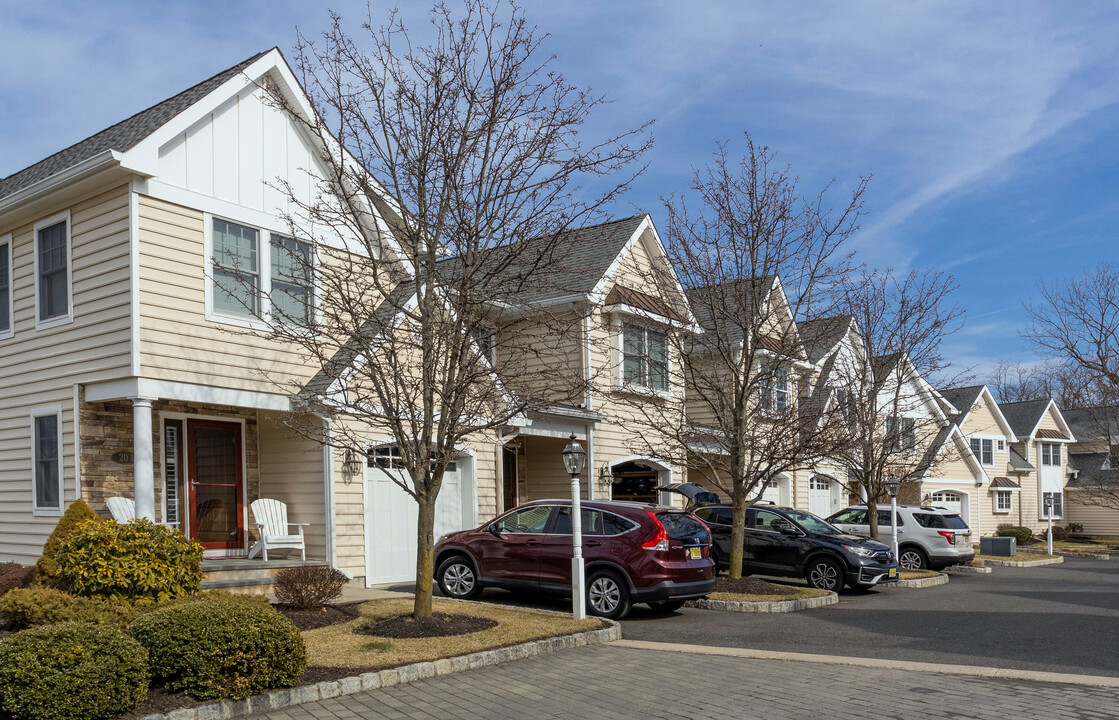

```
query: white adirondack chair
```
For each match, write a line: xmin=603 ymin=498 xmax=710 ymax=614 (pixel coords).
xmin=104 ymin=496 xmax=180 ymax=527
xmin=248 ymin=499 xmax=309 ymax=561
xmin=106 ymin=496 xmax=136 ymax=524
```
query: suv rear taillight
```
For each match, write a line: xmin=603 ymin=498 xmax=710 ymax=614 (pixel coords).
xmin=642 ymin=512 xmax=670 ymax=551
xmin=936 ymin=531 xmax=955 ymax=544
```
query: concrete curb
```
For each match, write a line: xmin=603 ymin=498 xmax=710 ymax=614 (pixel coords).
xmin=944 ymin=564 xmax=993 ymax=575
xmin=685 ymin=591 xmax=837 ymax=613
xmin=982 ymin=556 xmax=1065 ymax=567
xmin=135 ymin=621 xmax=621 ymax=720
xmin=889 ymin=573 xmax=949 ymax=588
xmin=1023 ymin=550 xmax=1111 ymax=560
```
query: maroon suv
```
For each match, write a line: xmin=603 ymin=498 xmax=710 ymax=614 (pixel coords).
xmin=433 ymin=499 xmax=715 ymax=618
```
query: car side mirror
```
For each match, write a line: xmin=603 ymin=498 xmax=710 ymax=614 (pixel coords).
xmin=778 ymin=525 xmax=799 ymax=536
xmin=488 ymin=524 xmax=503 ymax=536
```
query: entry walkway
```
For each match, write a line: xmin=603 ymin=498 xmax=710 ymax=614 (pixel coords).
xmin=249 ymin=643 xmax=1119 ymax=719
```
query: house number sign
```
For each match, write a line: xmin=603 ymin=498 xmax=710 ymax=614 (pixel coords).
xmin=111 ymin=451 xmax=134 ymax=464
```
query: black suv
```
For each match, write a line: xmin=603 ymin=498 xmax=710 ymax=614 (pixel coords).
xmin=662 ymin=485 xmax=898 ymax=591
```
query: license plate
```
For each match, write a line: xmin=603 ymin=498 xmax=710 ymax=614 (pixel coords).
xmin=889 ymin=567 xmax=897 ymax=578
xmin=689 ymin=547 xmax=702 ymax=560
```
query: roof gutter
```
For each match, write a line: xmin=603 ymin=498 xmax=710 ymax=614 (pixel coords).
xmin=0 ymin=149 xmax=124 ymax=215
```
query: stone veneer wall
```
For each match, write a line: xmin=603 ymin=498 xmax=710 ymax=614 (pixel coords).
xmin=79 ymin=392 xmax=260 ymax=531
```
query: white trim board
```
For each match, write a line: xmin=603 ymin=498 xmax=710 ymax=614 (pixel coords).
xmin=84 ymin=377 xmax=291 ymax=412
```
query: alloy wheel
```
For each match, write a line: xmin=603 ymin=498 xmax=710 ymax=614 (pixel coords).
xmin=899 ymin=550 xmax=924 ymax=570
xmin=809 ymin=561 xmax=839 ymax=590
xmin=589 ymin=576 xmax=621 ymax=614
xmin=443 ymin=563 xmax=475 ymax=596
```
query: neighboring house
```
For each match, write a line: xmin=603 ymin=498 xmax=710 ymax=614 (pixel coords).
xmin=934 ymin=385 xmax=1018 ymax=536
xmin=1064 ymin=407 xmax=1119 ymax=536
xmin=0 ymin=49 xmax=501 ymax=586
xmin=487 ymin=214 xmax=697 ymax=512
xmin=994 ymin=398 xmax=1076 ymax=533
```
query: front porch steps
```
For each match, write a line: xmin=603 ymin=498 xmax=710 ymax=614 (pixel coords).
xmin=201 ymin=558 xmax=328 ymax=595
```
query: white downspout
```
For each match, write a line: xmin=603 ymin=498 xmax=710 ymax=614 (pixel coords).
xmin=583 ymin=311 xmax=595 ymax=500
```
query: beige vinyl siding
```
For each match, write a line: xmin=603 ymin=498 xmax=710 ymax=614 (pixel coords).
xmin=257 ymin=411 xmax=328 ymax=560
xmin=136 ymin=195 xmax=315 ymax=393
xmin=0 ymin=184 xmax=133 ymax=563
xmin=1065 ymin=493 xmax=1119 ymax=537
xmin=520 ymin=436 xmax=583 ymax=502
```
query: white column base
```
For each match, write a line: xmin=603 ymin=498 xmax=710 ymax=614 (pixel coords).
xmin=572 ymin=556 xmax=586 ymax=620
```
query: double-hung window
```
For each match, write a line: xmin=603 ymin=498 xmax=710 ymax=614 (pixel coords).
xmin=1041 ymin=443 xmax=1061 ymax=466
xmin=34 ymin=214 xmax=71 ymax=327
xmin=31 ymin=407 xmax=63 ymax=513
xmin=622 ymin=323 xmax=668 ymax=392
xmin=995 ymin=490 xmax=1012 ymax=512
xmin=970 ymin=438 xmax=993 ymax=465
xmin=760 ymin=365 xmax=790 ymax=413
xmin=887 ymin=416 xmax=917 ymax=451
xmin=0 ymin=236 xmax=11 ymax=337
xmin=270 ymin=234 xmax=313 ymax=326
xmin=1042 ymin=491 xmax=1063 ymax=519
xmin=212 ymin=219 xmax=260 ymax=317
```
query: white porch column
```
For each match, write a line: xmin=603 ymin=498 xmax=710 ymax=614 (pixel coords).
xmin=131 ymin=396 xmax=158 ymax=521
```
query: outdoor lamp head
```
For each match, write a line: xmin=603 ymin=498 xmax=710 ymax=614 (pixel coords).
xmin=561 ymin=434 xmax=586 ymax=476
xmin=886 ymin=477 xmax=901 ymax=498
xmin=1044 ymin=495 xmax=1053 ymax=511
xmin=342 ymin=448 xmax=361 ymax=476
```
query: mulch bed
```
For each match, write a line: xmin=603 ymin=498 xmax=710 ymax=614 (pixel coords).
xmin=355 ymin=612 xmax=498 ymax=639
xmin=713 ymin=577 xmax=797 ymax=596
xmin=276 ymin=602 xmax=364 ymax=631
xmin=120 ymin=688 xmax=202 ymax=719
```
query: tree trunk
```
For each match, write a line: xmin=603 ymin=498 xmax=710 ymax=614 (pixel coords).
xmin=866 ymin=495 xmax=879 ymax=539
xmin=728 ymin=492 xmax=748 ymax=579
xmin=413 ymin=495 xmax=437 ymax=618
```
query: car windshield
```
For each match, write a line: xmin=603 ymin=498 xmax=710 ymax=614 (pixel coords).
xmin=783 ymin=510 xmax=843 ymax=535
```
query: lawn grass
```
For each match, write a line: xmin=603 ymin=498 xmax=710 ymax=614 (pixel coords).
xmin=707 ymin=586 xmax=830 ymax=603
xmin=301 ymin=598 xmax=604 ymax=670
xmin=899 ymin=569 xmax=941 ymax=580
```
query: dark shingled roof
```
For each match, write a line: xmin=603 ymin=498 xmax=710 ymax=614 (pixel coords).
xmin=998 ymin=398 xmax=1054 ymax=439
xmin=798 ymin=315 xmax=854 ymax=364
xmin=870 ymin=352 xmax=903 ymax=381
xmin=1063 ymin=406 xmax=1119 ymax=442
xmin=938 ymin=385 xmax=985 ymax=422
xmin=0 ymin=50 xmax=268 ymax=201
xmin=1067 ymin=452 xmax=1119 ymax=490
xmin=1008 ymin=447 xmax=1035 ymax=472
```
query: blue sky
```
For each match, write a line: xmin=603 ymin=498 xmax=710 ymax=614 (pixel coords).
xmin=3 ymin=1 xmax=1119 ymax=379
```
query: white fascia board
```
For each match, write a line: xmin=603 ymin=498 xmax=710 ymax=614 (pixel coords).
xmin=84 ymin=378 xmax=291 ymax=411
xmin=1027 ymin=399 xmax=1077 ymax=443
xmin=0 ymin=150 xmax=123 ymax=215
xmin=977 ymin=385 xmax=1019 ymax=442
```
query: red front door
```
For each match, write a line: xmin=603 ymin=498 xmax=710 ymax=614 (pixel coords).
xmin=186 ymin=419 xmax=244 ymax=550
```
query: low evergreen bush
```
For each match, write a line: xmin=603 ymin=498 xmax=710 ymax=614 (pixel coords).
xmin=0 ymin=587 xmax=134 ymax=629
xmin=0 ymin=622 xmax=148 ymax=720
xmin=33 ymin=499 xmax=102 ymax=587
xmin=130 ymin=597 xmax=306 ymax=699
xmin=56 ymin=519 xmax=203 ymax=603
xmin=996 ymin=525 xmax=1034 ymax=545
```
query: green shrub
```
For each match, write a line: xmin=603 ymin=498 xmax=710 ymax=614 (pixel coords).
xmin=996 ymin=526 xmax=1034 ymax=545
xmin=56 ymin=519 xmax=203 ymax=603
xmin=1067 ymin=522 xmax=1085 ymax=534
xmin=1038 ymin=525 xmax=1069 ymax=542
xmin=274 ymin=565 xmax=349 ymax=609
xmin=131 ymin=597 xmax=306 ymax=700
xmin=0 ymin=562 xmax=35 ymax=596
xmin=0 ymin=622 xmax=148 ymax=720
xmin=0 ymin=587 xmax=135 ymax=629
xmin=34 ymin=499 xmax=102 ymax=587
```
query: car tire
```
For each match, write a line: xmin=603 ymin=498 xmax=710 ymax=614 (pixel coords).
xmin=804 ymin=557 xmax=844 ymax=592
xmin=647 ymin=599 xmax=686 ymax=613
xmin=437 ymin=555 xmax=482 ymax=600
xmin=586 ymin=570 xmax=631 ymax=619
xmin=898 ymin=546 xmax=929 ymax=570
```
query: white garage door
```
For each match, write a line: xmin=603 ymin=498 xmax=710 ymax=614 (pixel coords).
xmin=760 ymin=480 xmax=782 ymax=505
xmin=365 ymin=454 xmax=471 ymax=585
xmin=808 ymin=477 xmax=832 ymax=517
xmin=931 ymin=491 xmax=963 ymax=516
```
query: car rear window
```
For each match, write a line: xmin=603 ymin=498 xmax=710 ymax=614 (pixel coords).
xmin=657 ymin=512 xmax=709 ymax=541
xmin=941 ymin=514 xmax=969 ymax=529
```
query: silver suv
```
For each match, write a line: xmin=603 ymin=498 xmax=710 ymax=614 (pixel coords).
xmin=827 ymin=505 xmax=974 ymax=570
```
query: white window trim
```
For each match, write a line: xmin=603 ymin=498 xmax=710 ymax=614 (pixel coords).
xmin=968 ymin=436 xmax=996 ymax=466
xmin=203 ymin=212 xmax=319 ymax=331
xmin=1040 ymin=490 xmax=1064 ymax=520
xmin=613 ymin=316 xmax=673 ymax=399
xmin=30 ymin=405 xmax=65 ymax=516
xmin=0 ymin=234 xmax=12 ymax=340
xmin=32 ymin=210 xmax=73 ymax=330
xmin=994 ymin=490 xmax=1013 ymax=514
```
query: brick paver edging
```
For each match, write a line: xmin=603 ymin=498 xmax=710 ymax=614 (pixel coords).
xmin=685 ymin=591 xmax=837 ymax=613
xmin=134 ymin=621 xmax=621 ymax=720
xmin=889 ymin=572 xmax=949 ymax=588
xmin=982 ymin=556 xmax=1065 ymax=567
xmin=944 ymin=564 xmax=993 ymax=575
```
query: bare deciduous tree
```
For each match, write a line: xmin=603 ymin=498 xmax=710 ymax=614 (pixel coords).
xmin=834 ymin=268 xmax=964 ymax=539
xmin=619 ymin=135 xmax=867 ymax=578
xmin=987 ymin=359 xmax=1094 ymax=408
xmin=234 ymin=1 xmax=650 ymax=617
